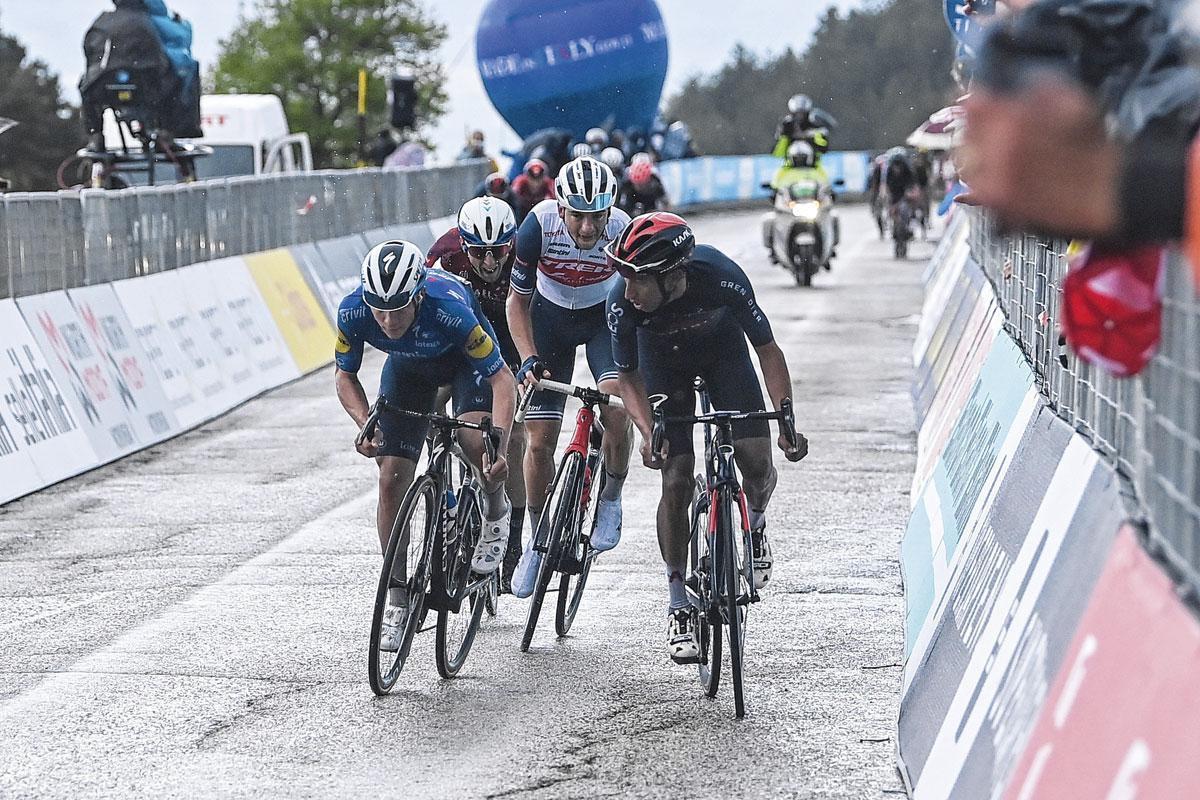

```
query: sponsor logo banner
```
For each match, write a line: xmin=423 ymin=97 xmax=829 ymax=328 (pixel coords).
xmin=1002 ymin=524 xmax=1200 ymax=800
xmin=902 ymin=333 xmax=1038 ymax=658
xmin=69 ymin=283 xmax=178 ymax=448
xmin=67 ymin=283 xmax=178 ymax=446
xmin=16 ymin=291 xmax=140 ymax=462
xmin=243 ymin=249 xmax=336 ymax=374
xmin=111 ymin=275 xmax=210 ymax=429
xmin=177 ymin=261 xmax=281 ymax=403
xmin=900 ymin=425 xmax=1125 ymax=798
xmin=0 ymin=299 xmax=98 ymax=498
xmin=313 ymin=237 xmax=367 ymax=316
xmin=186 ymin=258 xmax=300 ymax=389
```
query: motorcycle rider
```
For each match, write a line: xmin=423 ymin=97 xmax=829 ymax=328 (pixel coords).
xmin=774 ymin=94 xmax=837 ymax=162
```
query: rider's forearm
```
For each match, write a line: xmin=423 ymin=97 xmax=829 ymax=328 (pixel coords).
xmin=505 ymin=291 xmax=537 ymax=361
xmin=335 ymin=367 xmax=370 ymax=427
xmin=755 ymin=342 xmax=794 ymax=412
xmin=617 ymin=371 xmax=655 ymax=439
xmin=487 ymin=368 xmax=517 ymax=451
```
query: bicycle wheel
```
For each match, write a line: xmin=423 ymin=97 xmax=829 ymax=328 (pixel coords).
xmin=368 ymin=475 xmax=437 ymax=695
xmin=436 ymin=484 xmax=487 ymax=679
xmin=521 ymin=452 xmax=583 ymax=652
xmin=556 ymin=458 xmax=603 ymax=636
xmin=720 ymin=489 xmax=748 ymax=718
xmin=483 ymin=571 xmax=499 ymax=618
xmin=690 ymin=477 xmax=721 ymax=697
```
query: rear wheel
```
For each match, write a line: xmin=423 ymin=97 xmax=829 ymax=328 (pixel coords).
xmin=556 ymin=461 xmax=604 ymax=636
xmin=520 ymin=453 xmax=582 ymax=652
xmin=368 ymin=476 xmax=437 ymax=695
xmin=435 ymin=484 xmax=487 ymax=679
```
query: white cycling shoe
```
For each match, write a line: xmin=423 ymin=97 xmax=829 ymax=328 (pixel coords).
xmin=472 ymin=501 xmax=510 ymax=574
xmin=379 ymin=602 xmax=407 ymax=653
xmin=667 ymin=606 xmax=701 ymax=664
xmin=511 ymin=543 xmax=542 ymax=599
xmin=752 ymin=526 xmax=773 ymax=590
xmin=590 ymin=498 xmax=622 ymax=552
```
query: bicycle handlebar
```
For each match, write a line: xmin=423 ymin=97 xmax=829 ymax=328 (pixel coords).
xmin=357 ymin=398 xmax=501 ymax=463
xmin=515 ymin=378 xmax=624 ymax=423
xmin=649 ymin=397 xmax=800 ymax=458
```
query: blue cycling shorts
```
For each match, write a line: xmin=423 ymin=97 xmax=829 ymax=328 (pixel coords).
xmin=376 ymin=354 xmax=492 ymax=461
xmin=525 ymin=293 xmax=619 ymax=421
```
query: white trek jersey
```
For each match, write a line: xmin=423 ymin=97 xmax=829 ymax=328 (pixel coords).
xmin=512 ymin=199 xmax=630 ymax=310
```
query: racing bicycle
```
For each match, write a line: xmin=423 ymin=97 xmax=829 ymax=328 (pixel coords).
xmin=651 ymin=379 xmax=799 ymax=718
xmin=361 ymin=399 xmax=501 ymax=694
xmin=515 ymin=378 xmax=623 ymax=651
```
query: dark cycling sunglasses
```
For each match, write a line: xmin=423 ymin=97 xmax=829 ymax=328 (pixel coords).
xmin=466 ymin=243 xmax=512 ymax=260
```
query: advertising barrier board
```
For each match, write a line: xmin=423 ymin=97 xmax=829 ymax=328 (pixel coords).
xmin=16 ymin=291 xmax=140 ymax=463
xmin=243 ymin=249 xmax=336 ymax=374
xmin=0 ymin=299 xmax=98 ymax=499
xmin=67 ymin=283 xmax=178 ymax=445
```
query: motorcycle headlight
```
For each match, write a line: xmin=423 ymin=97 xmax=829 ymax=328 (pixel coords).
xmin=791 ymin=200 xmax=821 ymax=221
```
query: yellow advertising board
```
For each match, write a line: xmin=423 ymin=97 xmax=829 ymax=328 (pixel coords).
xmin=243 ymin=249 xmax=335 ymax=373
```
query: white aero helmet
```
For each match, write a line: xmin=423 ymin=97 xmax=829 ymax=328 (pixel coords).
xmin=788 ymin=93 xmax=813 ymax=114
xmin=585 ymin=127 xmax=608 ymax=147
xmin=361 ymin=240 xmax=427 ymax=311
xmin=457 ymin=196 xmax=517 ymax=247
xmin=599 ymin=146 xmax=625 ymax=171
xmin=571 ymin=142 xmax=592 ymax=159
xmin=630 ymin=151 xmax=654 ymax=166
xmin=555 ymin=155 xmax=617 ymax=213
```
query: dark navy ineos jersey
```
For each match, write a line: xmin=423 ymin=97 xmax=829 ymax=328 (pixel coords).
xmin=606 ymin=244 xmax=774 ymax=372
xmin=334 ymin=270 xmax=505 ymax=379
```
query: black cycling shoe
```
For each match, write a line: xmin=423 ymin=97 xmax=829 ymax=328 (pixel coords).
xmin=499 ymin=543 xmax=521 ymax=595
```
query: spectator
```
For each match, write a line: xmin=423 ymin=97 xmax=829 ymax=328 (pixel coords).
xmin=510 ymin=158 xmax=555 ymax=223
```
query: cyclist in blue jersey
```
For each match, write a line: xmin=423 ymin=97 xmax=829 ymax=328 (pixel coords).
xmin=335 ymin=240 xmax=517 ymax=649
xmin=606 ymin=213 xmax=808 ymax=663
xmin=505 ymin=155 xmax=634 ymax=597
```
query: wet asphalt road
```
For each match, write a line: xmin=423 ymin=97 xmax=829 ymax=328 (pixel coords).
xmin=0 ymin=205 xmax=931 ymax=798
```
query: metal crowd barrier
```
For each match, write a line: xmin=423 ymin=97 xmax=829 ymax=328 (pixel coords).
xmin=0 ymin=162 xmax=486 ymax=298
xmin=969 ymin=210 xmax=1200 ymax=590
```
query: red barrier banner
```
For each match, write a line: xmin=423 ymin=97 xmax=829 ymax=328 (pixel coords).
xmin=1004 ymin=525 xmax=1200 ymax=799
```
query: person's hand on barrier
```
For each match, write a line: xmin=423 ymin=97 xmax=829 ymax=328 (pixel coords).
xmin=956 ymin=79 xmax=1121 ymax=239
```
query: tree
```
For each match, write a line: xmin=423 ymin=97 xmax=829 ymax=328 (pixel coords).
xmin=666 ymin=0 xmax=958 ymax=154
xmin=211 ymin=0 xmax=448 ymax=168
xmin=0 ymin=26 xmax=84 ymax=191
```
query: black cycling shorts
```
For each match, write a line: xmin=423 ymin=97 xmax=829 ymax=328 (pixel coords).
xmin=525 ymin=292 xmax=620 ymax=421
xmin=638 ymin=318 xmax=769 ymax=459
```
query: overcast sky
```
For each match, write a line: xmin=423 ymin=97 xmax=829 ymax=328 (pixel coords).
xmin=1 ymin=0 xmax=861 ymax=161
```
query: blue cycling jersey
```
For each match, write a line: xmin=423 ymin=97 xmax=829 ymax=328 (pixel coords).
xmin=607 ymin=244 xmax=774 ymax=372
xmin=334 ymin=269 xmax=505 ymax=379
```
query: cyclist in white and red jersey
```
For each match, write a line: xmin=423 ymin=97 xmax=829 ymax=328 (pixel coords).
xmin=505 ymin=155 xmax=633 ymax=597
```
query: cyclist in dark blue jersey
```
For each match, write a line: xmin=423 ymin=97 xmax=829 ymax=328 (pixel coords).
xmin=335 ymin=240 xmax=516 ymax=649
xmin=606 ymin=213 xmax=808 ymax=663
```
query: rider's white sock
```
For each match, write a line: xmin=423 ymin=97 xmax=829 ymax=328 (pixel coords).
xmin=600 ymin=468 xmax=626 ymax=503
xmin=667 ymin=566 xmax=689 ymax=609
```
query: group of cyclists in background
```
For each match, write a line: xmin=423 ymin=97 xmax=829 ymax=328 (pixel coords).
xmin=335 ymin=143 xmax=807 ymax=710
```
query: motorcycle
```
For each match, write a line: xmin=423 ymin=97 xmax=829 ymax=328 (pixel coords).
xmin=761 ymin=178 xmax=840 ymax=287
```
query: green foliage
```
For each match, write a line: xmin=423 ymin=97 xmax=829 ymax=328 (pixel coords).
xmin=666 ymin=0 xmax=958 ymax=154
xmin=0 ymin=28 xmax=83 ymax=191
xmin=211 ymin=0 xmax=448 ymax=168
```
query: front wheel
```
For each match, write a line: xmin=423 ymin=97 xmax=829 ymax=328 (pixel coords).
xmin=368 ymin=475 xmax=437 ymax=695
xmin=719 ymin=489 xmax=748 ymax=718
xmin=435 ymin=484 xmax=487 ymax=679
xmin=520 ymin=452 xmax=583 ymax=652
xmin=690 ymin=478 xmax=721 ymax=697
xmin=556 ymin=462 xmax=604 ymax=636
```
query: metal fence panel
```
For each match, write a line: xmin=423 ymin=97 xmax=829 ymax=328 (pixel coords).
xmin=1 ymin=192 xmax=85 ymax=297
xmin=969 ymin=208 xmax=1200 ymax=590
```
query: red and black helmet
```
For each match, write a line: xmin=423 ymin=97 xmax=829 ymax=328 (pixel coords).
xmin=605 ymin=212 xmax=695 ymax=276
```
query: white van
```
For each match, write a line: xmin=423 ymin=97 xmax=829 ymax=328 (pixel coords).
xmin=102 ymin=94 xmax=312 ymax=181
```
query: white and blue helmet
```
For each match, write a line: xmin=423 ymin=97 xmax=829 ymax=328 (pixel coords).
xmin=361 ymin=240 xmax=427 ymax=311
xmin=457 ymin=196 xmax=516 ymax=247
xmin=555 ymin=156 xmax=617 ymax=213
